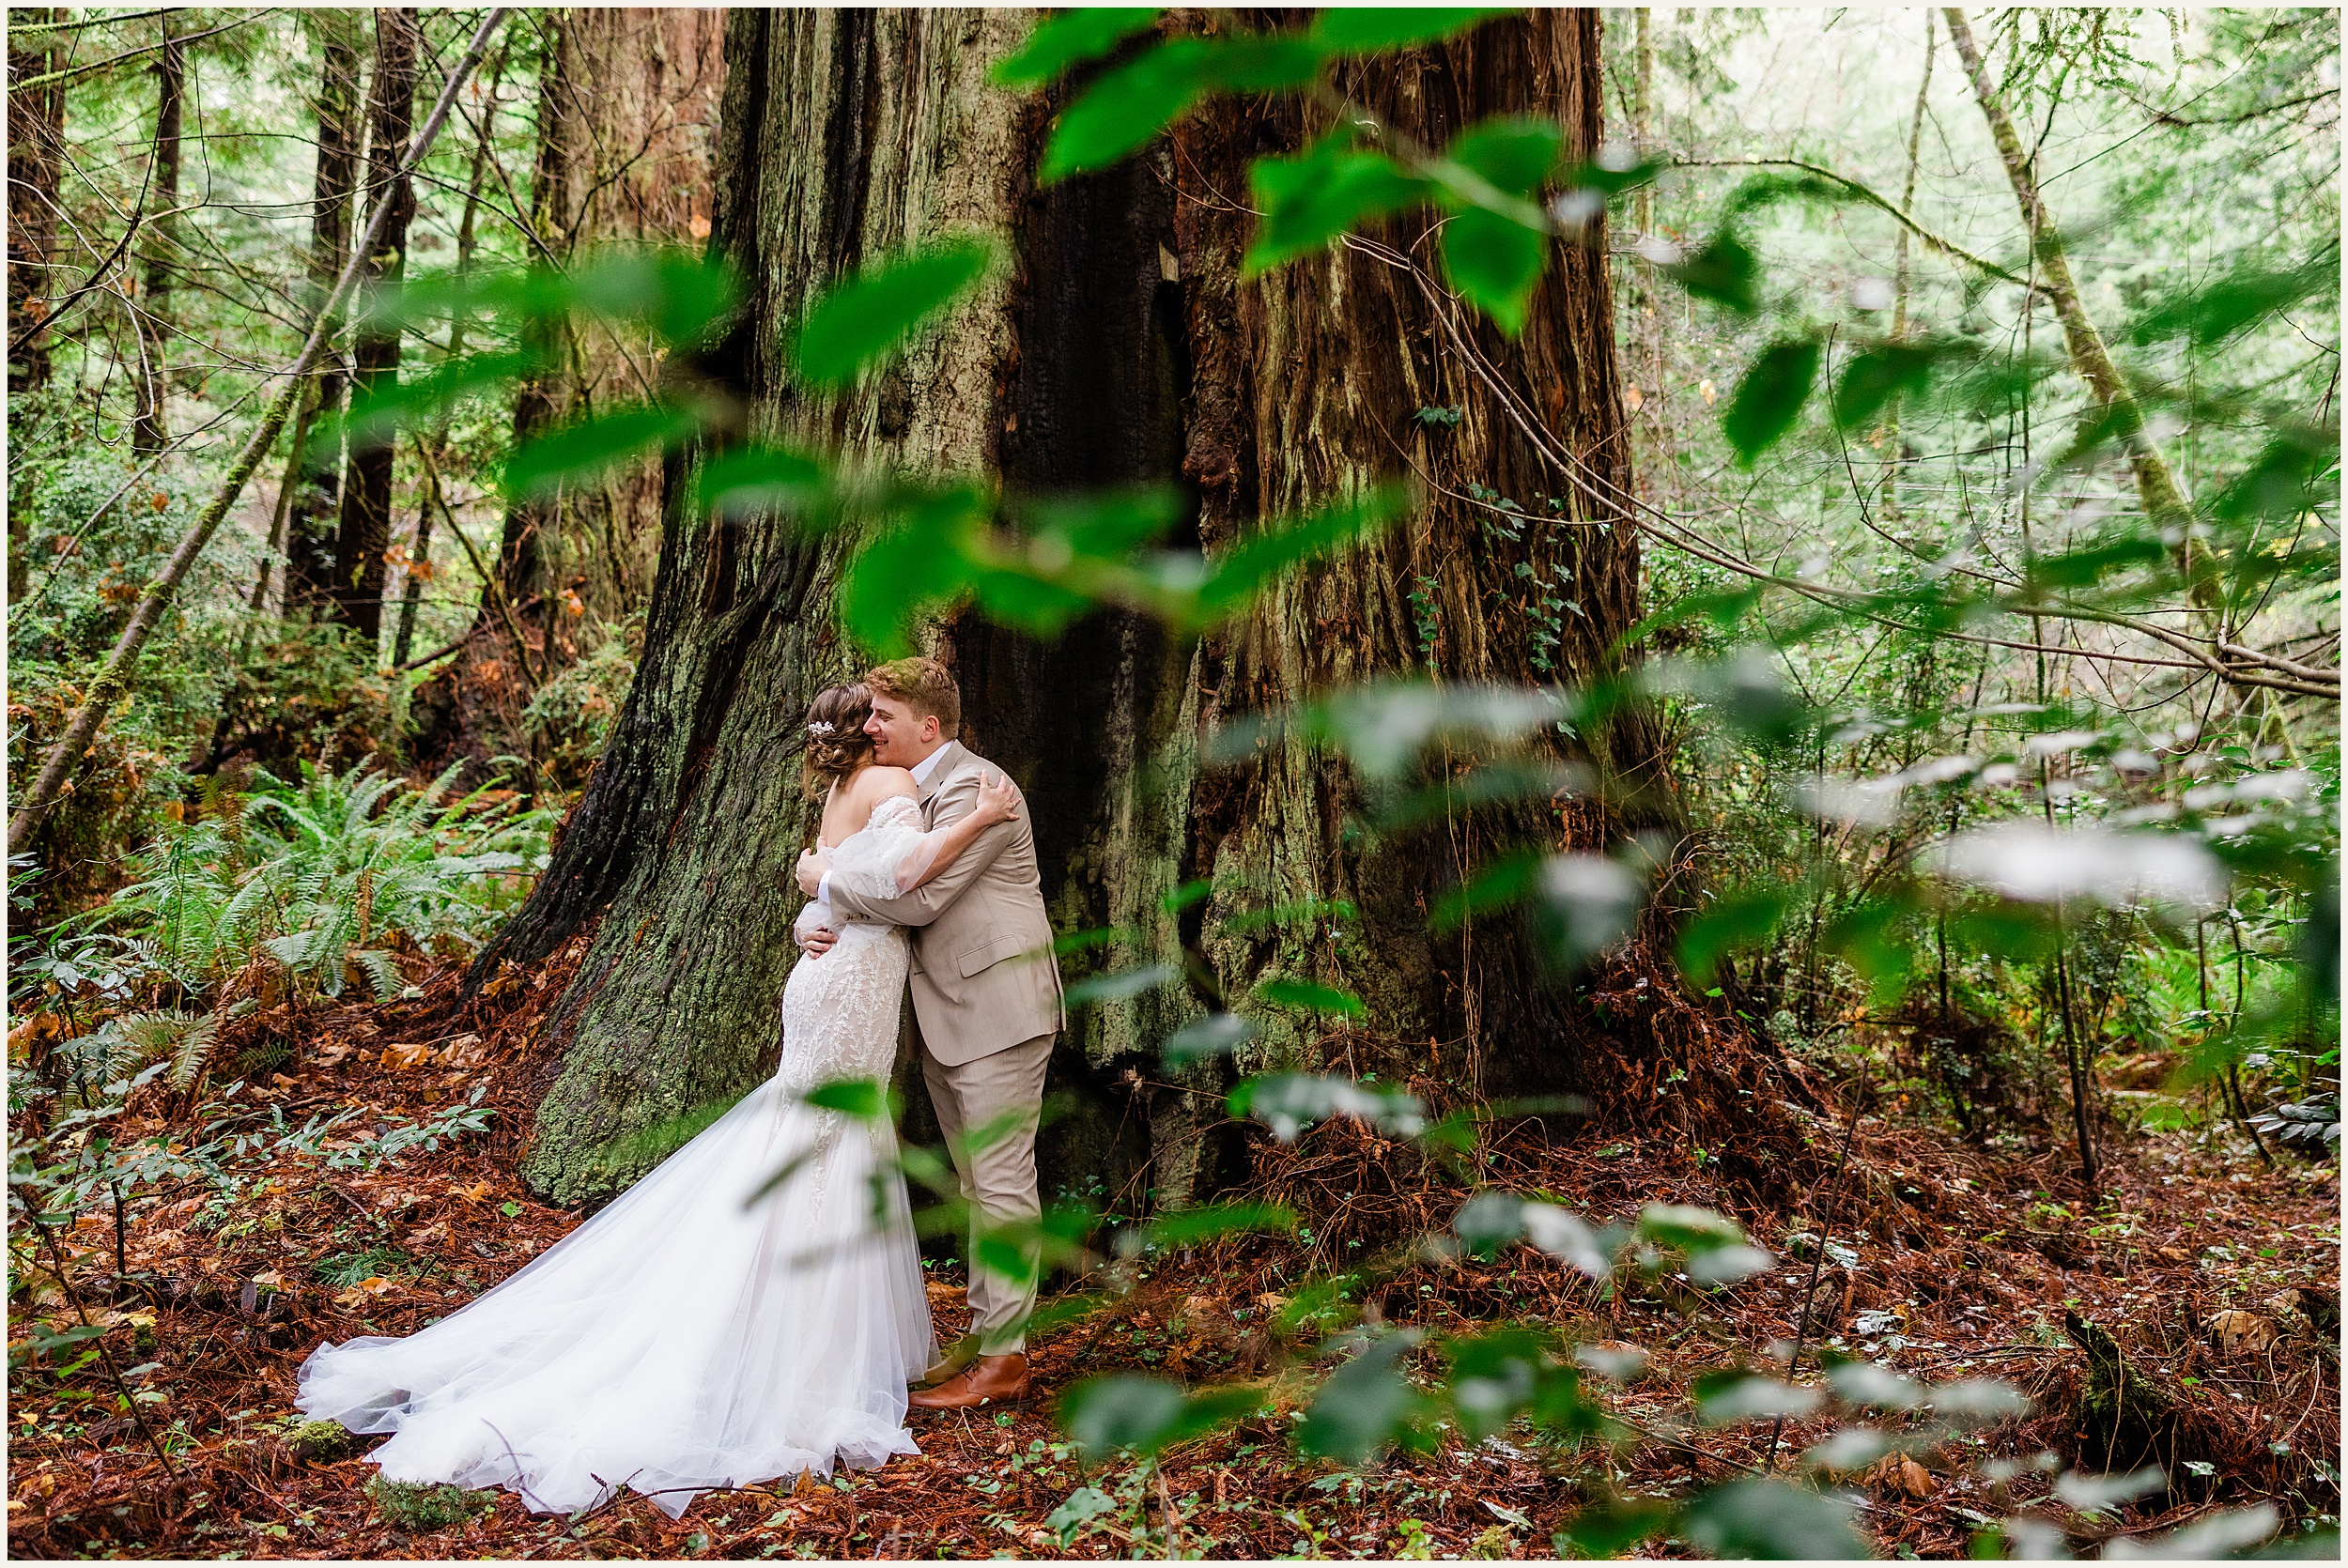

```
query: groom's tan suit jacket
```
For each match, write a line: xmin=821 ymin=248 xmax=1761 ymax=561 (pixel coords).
xmin=819 ymin=741 xmax=1064 ymax=1066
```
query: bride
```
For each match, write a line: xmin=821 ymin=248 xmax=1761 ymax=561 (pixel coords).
xmin=297 ymin=683 xmax=1024 ymax=1517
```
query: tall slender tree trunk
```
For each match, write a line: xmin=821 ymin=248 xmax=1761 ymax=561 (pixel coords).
xmin=473 ymin=11 xmax=1716 ymax=1210
xmin=7 ymin=8 xmax=66 ymax=406
xmin=1882 ymin=15 xmax=1936 ymax=528
xmin=1944 ymin=8 xmax=2212 ymax=606
xmin=131 ymin=17 xmax=184 ymax=457
xmin=8 ymin=8 xmax=68 ymax=602
xmin=392 ymin=38 xmax=513 ymax=669
xmin=409 ymin=7 xmax=726 ymax=790
xmin=280 ymin=11 xmax=366 ymax=617
xmin=330 ymin=8 xmax=419 ymax=646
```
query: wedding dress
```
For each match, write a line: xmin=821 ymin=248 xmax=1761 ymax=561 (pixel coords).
xmin=298 ymin=795 xmax=943 ymax=1518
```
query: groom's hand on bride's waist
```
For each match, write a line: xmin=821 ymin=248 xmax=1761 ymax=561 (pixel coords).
xmin=797 ymin=925 xmax=839 ymax=956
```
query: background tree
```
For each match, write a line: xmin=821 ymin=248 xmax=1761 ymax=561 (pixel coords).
xmin=275 ymin=9 xmax=367 ymax=619
xmin=329 ymin=7 xmax=420 ymax=640
xmin=388 ymin=33 xmax=514 ymax=669
xmin=8 ymin=8 xmax=68 ymax=404
xmin=409 ymin=7 xmax=726 ymax=790
xmin=128 ymin=14 xmax=182 ymax=457
xmin=7 ymin=6 xmax=69 ymax=594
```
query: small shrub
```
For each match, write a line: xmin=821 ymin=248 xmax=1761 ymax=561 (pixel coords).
xmin=313 ymin=1247 xmax=415 ymax=1289
xmin=366 ymin=1474 xmax=493 ymax=1532
xmin=204 ymin=614 xmax=396 ymax=777
xmin=518 ymin=614 xmax=642 ymax=790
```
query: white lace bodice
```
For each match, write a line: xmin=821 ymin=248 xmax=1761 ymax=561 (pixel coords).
xmin=780 ymin=793 xmax=924 ymax=1095
xmin=828 ymin=793 xmax=930 ymax=896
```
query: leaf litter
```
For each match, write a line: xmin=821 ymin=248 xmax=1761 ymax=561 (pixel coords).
xmin=8 ymin=938 xmax=2338 ymax=1559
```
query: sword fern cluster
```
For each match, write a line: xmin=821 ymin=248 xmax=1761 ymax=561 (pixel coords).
xmin=51 ymin=758 xmax=554 ymax=1012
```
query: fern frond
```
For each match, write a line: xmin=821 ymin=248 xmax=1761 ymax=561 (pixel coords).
xmin=262 ymin=930 xmax=318 ymax=971
xmin=168 ymin=1009 xmax=226 ymax=1091
xmin=345 ymin=767 xmax=398 ymax=831
xmin=349 ymin=948 xmax=405 ymax=1001
xmin=86 ymin=1010 xmax=207 ymax=1084
xmin=217 ymin=871 xmax=280 ymax=954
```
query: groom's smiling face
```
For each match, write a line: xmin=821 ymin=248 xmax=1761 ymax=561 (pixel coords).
xmin=864 ymin=694 xmax=940 ymax=768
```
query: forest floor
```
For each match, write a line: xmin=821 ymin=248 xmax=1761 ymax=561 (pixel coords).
xmin=8 ymin=952 xmax=2340 ymax=1560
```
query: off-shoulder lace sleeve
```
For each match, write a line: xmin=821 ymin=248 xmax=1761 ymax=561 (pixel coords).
xmin=825 ymin=795 xmax=940 ymax=899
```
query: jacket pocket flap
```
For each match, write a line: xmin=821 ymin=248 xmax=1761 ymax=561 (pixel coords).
xmin=954 ymin=930 xmax=1042 ymax=978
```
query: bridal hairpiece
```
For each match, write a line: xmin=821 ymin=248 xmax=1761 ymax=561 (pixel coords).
xmin=807 ymin=720 xmax=835 ymax=736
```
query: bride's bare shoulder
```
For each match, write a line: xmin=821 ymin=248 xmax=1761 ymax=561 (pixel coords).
xmin=855 ymin=765 xmax=919 ymax=804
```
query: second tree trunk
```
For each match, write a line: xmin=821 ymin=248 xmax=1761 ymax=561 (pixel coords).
xmin=330 ymin=8 xmax=419 ymax=644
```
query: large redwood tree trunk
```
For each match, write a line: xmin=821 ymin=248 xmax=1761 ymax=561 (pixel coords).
xmin=486 ymin=10 xmax=1670 ymax=1208
xmin=408 ymin=8 xmax=726 ymax=791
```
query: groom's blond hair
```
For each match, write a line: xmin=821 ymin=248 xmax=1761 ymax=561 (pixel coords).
xmin=865 ymin=655 xmax=960 ymax=738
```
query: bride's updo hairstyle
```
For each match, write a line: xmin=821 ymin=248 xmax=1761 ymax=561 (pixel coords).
xmin=802 ymin=683 xmax=876 ymax=794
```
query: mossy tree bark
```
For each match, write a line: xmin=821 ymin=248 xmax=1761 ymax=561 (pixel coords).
xmin=490 ymin=9 xmax=1675 ymax=1210
xmin=485 ymin=8 xmax=1029 ymax=1205
xmin=409 ymin=8 xmax=726 ymax=791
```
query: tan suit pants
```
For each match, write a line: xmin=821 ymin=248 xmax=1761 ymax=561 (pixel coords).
xmin=921 ymin=1032 xmax=1053 ymax=1355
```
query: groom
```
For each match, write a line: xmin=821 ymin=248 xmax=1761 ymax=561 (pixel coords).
xmin=793 ymin=656 xmax=1064 ymax=1410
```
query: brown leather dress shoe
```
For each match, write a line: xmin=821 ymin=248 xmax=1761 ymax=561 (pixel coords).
xmin=906 ymin=1352 xmax=1029 ymax=1411
xmin=915 ymin=1334 xmax=980 ymax=1390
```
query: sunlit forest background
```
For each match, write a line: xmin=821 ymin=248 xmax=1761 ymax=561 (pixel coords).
xmin=8 ymin=6 xmax=2339 ymax=1560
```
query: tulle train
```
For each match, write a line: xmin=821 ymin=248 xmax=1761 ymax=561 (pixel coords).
xmin=297 ymin=1076 xmax=933 ymax=1518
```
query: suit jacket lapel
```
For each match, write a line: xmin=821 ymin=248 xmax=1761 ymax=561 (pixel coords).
xmin=919 ymin=741 xmax=966 ymax=806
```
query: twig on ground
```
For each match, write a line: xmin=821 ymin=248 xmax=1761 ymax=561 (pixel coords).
xmin=1767 ymin=1070 xmax=1868 ymax=1471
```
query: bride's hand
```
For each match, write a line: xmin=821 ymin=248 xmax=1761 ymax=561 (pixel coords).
xmin=967 ymin=770 xmax=1022 ymax=828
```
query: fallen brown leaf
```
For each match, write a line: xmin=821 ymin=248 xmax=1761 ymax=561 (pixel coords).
xmin=2203 ymin=1309 xmax=2280 ymax=1353
xmin=332 ymin=1276 xmax=398 ymax=1308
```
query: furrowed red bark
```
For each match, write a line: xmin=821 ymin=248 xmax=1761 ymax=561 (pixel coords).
xmin=408 ymin=8 xmax=726 ymax=791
